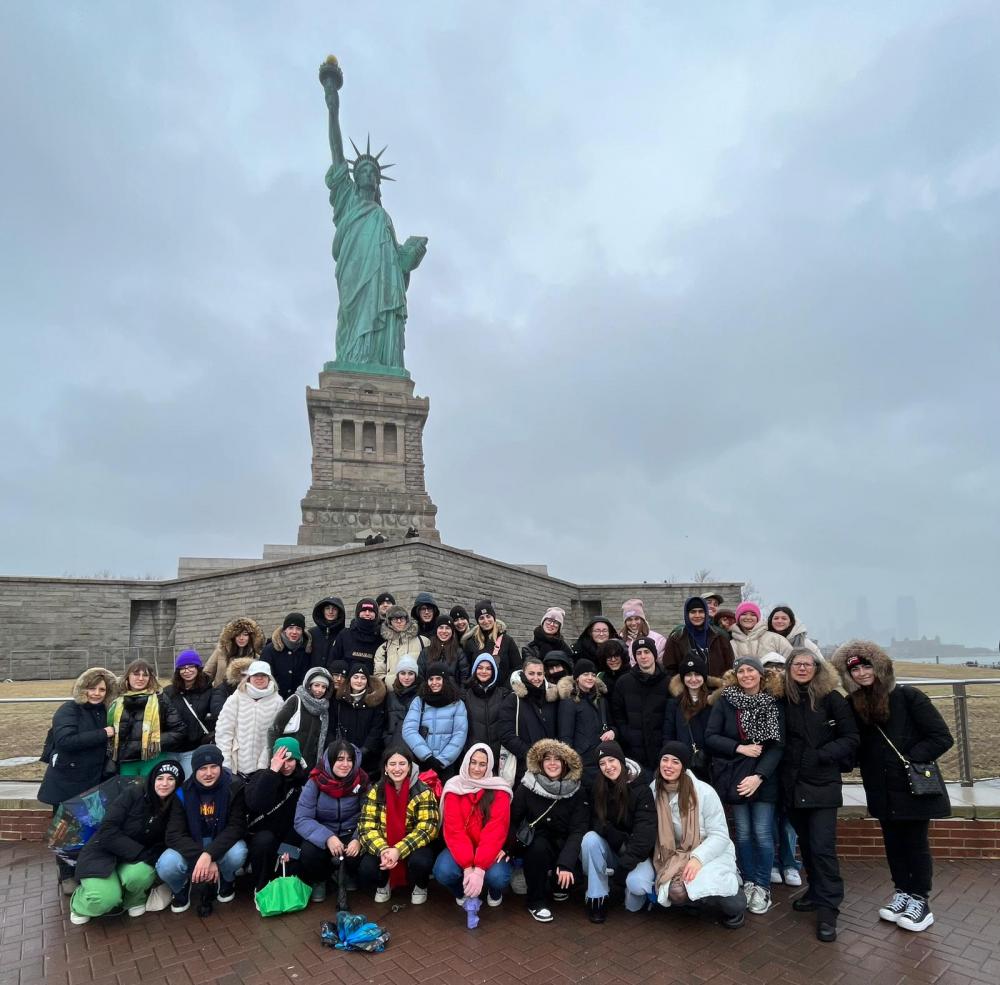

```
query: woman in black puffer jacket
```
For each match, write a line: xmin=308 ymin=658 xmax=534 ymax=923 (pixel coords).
xmin=578 ymin=741 xmax=656 ymax=922
xmin=556 ymin=659 xmax=614 ymax=788
xmin=780 ymin=649 xmax=858 ymax=943
xmin=164 ymin=651 xmax=226 ymax=779
xmin=463 ymin=653 xmax=509 ymax=765
xmin=108 ymin=660 xmax=185 ymax=778
xmin=68 ymin=759 xmax=182 ymax=924
xmin=831 ymin=640 xmax=953 ymax=935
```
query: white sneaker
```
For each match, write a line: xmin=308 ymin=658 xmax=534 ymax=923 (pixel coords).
xmin=487 ymin=892 xmax=503 ymax=907
xmin=770 ymin=867 xmax=783 ymax=884
xmin=411 ymin=886 xmax=428 ymax=905
xmin=529 ymin=906 xmax=553 ymax=922
xmin=748 ymin=886 xmax=773 ymax=914
xmin=455 ymin=895 xmax=467 ymax=907
xmin=783 ymin=867 xmax=802 ymax=887
xmin=69 ymin=911 xmax=90 ymax=925
xmin=374 ymin=884 xmax=391 ymax=903
xmin=743 ymin=880 xmax=756 ymax=900
xmin=510 ymin=869 xmax=528 ymax=895
xmin=144 ymin=883 xmax=173 ymax=913
xmin=878 ymin=891 xmax=911 ymax=923
xmin=127 ymin=904 xmax=146 ymax=918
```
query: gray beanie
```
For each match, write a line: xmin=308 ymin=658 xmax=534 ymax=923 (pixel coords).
xmin=396 ymin=655 xmax=419 ymax=676
xmin=734 ymin=655 xmax=765 ymax=676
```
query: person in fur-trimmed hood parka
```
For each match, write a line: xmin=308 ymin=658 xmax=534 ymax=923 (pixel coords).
xmin=557 ymin=659 xmax=614 ymax=787
xmin=496 ymin=657 xmax=559 ymax=787
xmin=704 ymin=656 xmax=785 ymax=916
xmin=662 ymin=655 xmax=724 ymax=784
xmin=261 ymin=613 xmax=314 ymax=701
xmin=204 ymin=617 xmax=265 ymax=688
xmin=830 ymin=639 xmax=953 ymax=934
xmin=373 ymin=606 xmax=428 ymax=685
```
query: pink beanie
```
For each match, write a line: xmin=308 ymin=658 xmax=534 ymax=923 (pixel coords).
xmin=734 ymin=601 xmax=761 ymax=622
xmin=621 ymin=598 xmax=647 ymax=621
xmin=541 ymin=607 xmax=565 ymax=628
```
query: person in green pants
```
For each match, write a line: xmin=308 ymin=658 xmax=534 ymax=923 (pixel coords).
xmin=70 ymin=760 xmax=182 ymax=925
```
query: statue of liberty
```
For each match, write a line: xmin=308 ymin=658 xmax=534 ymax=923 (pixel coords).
xmin=319 ymin=57 xmax=428 ymax=378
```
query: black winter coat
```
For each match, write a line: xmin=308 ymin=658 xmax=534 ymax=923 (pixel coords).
xmin=261 ymin=633 xmax=313 ymax=702
xmin=462 ymin=624 xmax=521 ymax=682
xmin=464 ymin=681 xmax=509 ymax=763
xmin=556 ymin=678 xmax=612 ymax=770
xmin=662 ymin=698 xmax=714 ymax=778
xmin=780 ymin=683 xmax=858 ymax=810
xmin=852 ymin=685 xmax=953 ymax=821
xmin=328 ymin=617 xmax=382 ymax=676
xmin=521 ymin=626 xmax=576 ymax=666
xmin=164 ymin=773 xmax=248 ymax=866
xmin=75 ymin=780 xmax=172 ymax=879
xmin=112 ymin=692 xmax=185 ymax=766
xmin=705 ymin=690 xmax=785 ymax=805
xmin=310 ymin=596 xmax=346 ymax=668
xmin=383 ymin=682 xmax=419 ymax=754
xmin=164 ymin=681 xmax=226 ymax=751
xmin=243 ymin=764 xmax=308 ymax=838
xmin=496 ymin=678 xmax=559 ymax=782
xmin=507 ymin=784 xmax=589 ymax=871
xmin=610 ymin=666 xmax=670 ymax=768
xmin=589 ymin=775 xmax=656 ymax=873
xmin=37 ymin=700 xmax=110 ymax=806
xmin=333 ymin=683 xmax=387 ymax=771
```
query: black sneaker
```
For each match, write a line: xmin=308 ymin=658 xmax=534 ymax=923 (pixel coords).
xmin=897 ymin=895 xmax=933 ymax=932
xmin=720 ymin=910 xmax=745 ymax=929
xmin=170 ymin=886 xmax=190 ymax=914
xmin=216 ymin=879 xmax=235 ymax=904
xmin=878 ymin=890 xmax=910 ymax=922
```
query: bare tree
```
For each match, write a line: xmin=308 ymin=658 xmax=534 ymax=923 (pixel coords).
xmin=693 ymin=568 xmax=712 ymax=584
xmin=741 ymin=579 xmax=763 ymax=605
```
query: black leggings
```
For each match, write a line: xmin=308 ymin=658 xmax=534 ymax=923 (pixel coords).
xmin=519 ymin=831 xmax=565 ymax=908
xmin=879 ymin=819 xmax=932 ymax=898
xmin=356 ymin=845 xmax=434 ymax=891
xmin=297 ymin=840 xmax=362 ymax=887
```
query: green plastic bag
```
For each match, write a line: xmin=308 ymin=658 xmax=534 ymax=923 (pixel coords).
xmin=254 ymin=862 xmax=312 ymax=917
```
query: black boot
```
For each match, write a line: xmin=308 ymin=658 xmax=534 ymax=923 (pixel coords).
xmin=587 ymin=896 xmax=608 ymax=924
xmin=816 ymin=907 xmax=838 ymax=942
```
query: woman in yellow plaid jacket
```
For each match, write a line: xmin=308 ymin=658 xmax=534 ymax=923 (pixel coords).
xmin=357 ymin=746 xmax=440 ymax=905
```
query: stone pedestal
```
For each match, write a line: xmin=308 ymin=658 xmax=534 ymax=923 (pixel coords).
xmin=296 ymin=369 xmax=440 ymax=546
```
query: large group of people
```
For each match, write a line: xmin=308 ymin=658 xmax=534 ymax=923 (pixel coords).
xmin=39 ymin=591 xmax=955 ymax=941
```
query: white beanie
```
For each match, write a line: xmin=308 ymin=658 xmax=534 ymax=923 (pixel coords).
xmin=246 ymin=660 xmax=272 ymax=678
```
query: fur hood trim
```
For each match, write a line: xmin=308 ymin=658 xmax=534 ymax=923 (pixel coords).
xmin=830 ymin=639 xmax=895 ymax=694
xmin=72 ymin=667 xmax=118 ymax=706
xmin=509 ymin=674 xmax=560 ymax=702
xmin=668 ymin=674 xmax=724 ymax=699
xmin=225 ymin=656 xmax=254 ymax=686
xmin=269 ymin=625 xmax=314 ymax=654
xmin=218 ymin=617 xmax=265 ymax=657
xmin=463 ymin=618 xmax=509 ymax=649
xmin=556 ymin=675 xmax=608 ymax=702
xmin=380 ymin=618 xmax=419 ymax=644
xmin=525 ymin=739 xmax=583 ymax=782
xmin=335 ymin=675 xmax=387 ymax=708
xmin=711 ymin=667 xmax=785 ymax=703
xmin=785 ymin=657 xmax=840 ymax=699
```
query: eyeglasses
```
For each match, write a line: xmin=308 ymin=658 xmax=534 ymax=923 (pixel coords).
xmin=790 ymin=662 xmax=814 ymax=670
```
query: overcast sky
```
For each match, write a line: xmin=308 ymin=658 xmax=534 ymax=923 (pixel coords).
xmin=2 ymin=2 xmax=998 ymax=648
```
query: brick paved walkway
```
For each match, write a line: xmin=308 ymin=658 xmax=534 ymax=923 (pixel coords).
xmin=3 ymin=842 xmax=999 ymax=985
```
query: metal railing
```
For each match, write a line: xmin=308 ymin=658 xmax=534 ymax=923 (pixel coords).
xmin=5 ymin=646 xmax=187 ymax=682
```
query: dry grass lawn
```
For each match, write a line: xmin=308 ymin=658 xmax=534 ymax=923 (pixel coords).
xmin=2 ymin=664 xmax=998 ymax=784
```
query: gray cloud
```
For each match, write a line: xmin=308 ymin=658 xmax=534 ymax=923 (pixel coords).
xmin=1 ymin=1 xmax=998 ymax=647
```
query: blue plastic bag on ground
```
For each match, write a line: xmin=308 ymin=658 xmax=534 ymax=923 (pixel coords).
xmin=320 ymin=910 xmax=390 ymax=952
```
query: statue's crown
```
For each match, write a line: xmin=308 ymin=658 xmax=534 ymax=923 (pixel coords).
xmin=349 ymin=135 xmax=395 ymax=182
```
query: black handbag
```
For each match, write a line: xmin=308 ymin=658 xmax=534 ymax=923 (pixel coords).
xmin=687 ymin=723 xmax=710 ymax=780
xmin=877 ymin=727 xmax=947 ymax=797
xmin=516 ymin=800 xmax=557 ymax=847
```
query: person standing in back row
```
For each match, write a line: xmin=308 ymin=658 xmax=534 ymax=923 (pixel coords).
xmin=610 ymin=637 xmax=669 ymax=769
xmin=619 ymin=599 xmax=667 ymax=664
xmin=310 ymin=597 xmax=346 ymax=668
xmin=261 ymin=613 xmax=314 ymax=701
xmin=463 ymin=600 xmax=521 ymax=682
xmin=329 ymin=599 xmax=383 ymax=677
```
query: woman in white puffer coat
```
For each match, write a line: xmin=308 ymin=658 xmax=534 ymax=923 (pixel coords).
xmin=730 ymin=603 xmax=792 ymax=660
xmin=628 ymin=741 xmax=746 ymax=927
xmin=767 ymin=605 xmax=824 ymax=661
xmin=214 ymin=660 xmax=284 ymax=773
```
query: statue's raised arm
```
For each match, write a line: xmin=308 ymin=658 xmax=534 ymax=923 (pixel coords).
xmin=319 ymin=57 xmax=345 ymax=168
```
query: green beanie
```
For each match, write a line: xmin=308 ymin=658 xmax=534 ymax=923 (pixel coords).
xmin=273 ymin=736 xmax=302 ymax=761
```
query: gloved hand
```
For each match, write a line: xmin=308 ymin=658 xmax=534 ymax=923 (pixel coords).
xmin=463 ymin=866 xmax=485 ymax=899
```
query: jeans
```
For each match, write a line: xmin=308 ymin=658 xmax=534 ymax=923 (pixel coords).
xmin=579 ymin=831 xmax=648 ymax=911
xmin=731 ymin=800 xmax=776 ymax=888
xmin=773 ymin=807 xmax=800 ymax=871
xmin=155 ymin=838 xmax=248 ymax=893
xmin=879 ymin=819 xmax=933 ymax=898
xmin=432 ymin=848 xmax=511 ymax=899
xmin=70 ymin=862 xmax=156 ymax=916
xmin=626 ymin=858 xmax=745 ymax=916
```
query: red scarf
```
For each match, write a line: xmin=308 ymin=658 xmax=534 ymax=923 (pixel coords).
xmin=309 ymin=762 xmax=368 ymax=799
xmin=384 ymin=778 xmax=410 ymax=888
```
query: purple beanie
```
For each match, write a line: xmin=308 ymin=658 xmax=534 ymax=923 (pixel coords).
xmin=174 ymin=649 xmax=203 ymax=670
